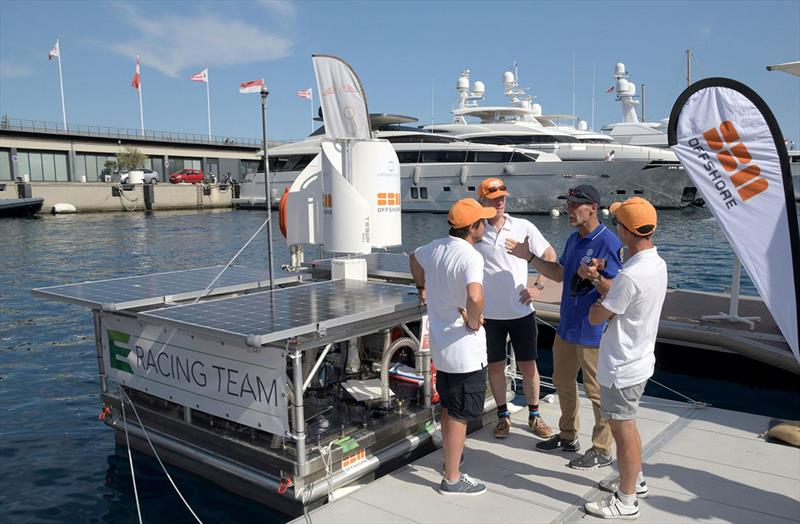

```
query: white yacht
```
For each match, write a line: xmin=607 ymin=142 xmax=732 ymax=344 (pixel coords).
xmin=235 ymin=114 xmax=581 ymax=214
xmin=421 ymin=68 xmax=697 ymax=208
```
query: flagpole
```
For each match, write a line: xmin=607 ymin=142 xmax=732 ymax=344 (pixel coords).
xmin=138 ymin=61 xmax=145 ymax=136
xmin=310 ymin=89 xmax=314 ymax=134
xmin=206 ymin=73 xmax=212 ymax=140
xmin=591 ymin=60 xmax=596 ymax=131
xmin=56 ymin=39 xmax=66 ymax=129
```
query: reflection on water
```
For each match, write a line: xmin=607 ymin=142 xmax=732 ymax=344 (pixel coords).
xmin=0 ymin=207 xmax=794 ymax=523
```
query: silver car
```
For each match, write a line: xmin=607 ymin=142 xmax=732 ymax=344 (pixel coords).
xmin=121 ymin=169 xmax=160 ymax=184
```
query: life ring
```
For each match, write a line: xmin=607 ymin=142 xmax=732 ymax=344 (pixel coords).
xmin=278 ymin=188 xmax=289 ymax=238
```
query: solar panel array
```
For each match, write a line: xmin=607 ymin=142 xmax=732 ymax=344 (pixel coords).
xmin=33 ymin=266 xmax=277 ymax=311
xmin=140 ymin=279 xmax=420 ymax=346
xmin=308 ymin=253 xmax=412 ymax=280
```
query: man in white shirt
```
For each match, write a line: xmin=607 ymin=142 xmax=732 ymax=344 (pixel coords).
xmin=410 ymin=197 xmax=496 ymax=496
xmin=583 ymin=197 xmax=668 ymax=520
xmin=475 ymin=177 xmax=557 ymax=440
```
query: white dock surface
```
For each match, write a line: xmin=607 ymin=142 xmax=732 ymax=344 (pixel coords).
xmin=290 ymin=393 xmax=800 ymax=523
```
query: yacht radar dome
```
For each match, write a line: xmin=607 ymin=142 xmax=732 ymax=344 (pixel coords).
xmin=472 ymin=81 xmax=485 ymax=96
xmin=503 ymin=71 xmax=515 ymax=88
xmin=457 ymin=70 xmax=470 ymax=93
xmin=615 ymin=63 xmax=628 ymax=77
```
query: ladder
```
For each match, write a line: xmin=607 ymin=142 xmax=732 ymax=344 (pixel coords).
xmin=196 ymin=184 xmax=204 ymax=210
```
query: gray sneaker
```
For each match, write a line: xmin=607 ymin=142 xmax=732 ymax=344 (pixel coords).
xmin=569 ymin=448 xmax=614 ymax=470
xmin=598 ymin=478 xmax=649 ymax=498
xmin=535 ymin=435 xmax=581 ymax=453
xmin=439 ymin=473 xmax=487 ymax=496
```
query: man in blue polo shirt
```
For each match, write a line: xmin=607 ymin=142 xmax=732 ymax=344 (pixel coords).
xmin=505 ymin=184 xmax=622 ymax=471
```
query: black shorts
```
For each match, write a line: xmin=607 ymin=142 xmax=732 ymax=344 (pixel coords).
xmin=484 ymin=312 xmax=539 ymax=363
xmin=437 ymin=368 xmax=487 ymax=421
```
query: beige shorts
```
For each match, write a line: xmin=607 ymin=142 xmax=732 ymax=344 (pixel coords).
xmin=600 ymin=381 xmax=647 ymax=420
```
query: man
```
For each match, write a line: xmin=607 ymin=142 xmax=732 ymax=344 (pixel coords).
xmin=505 ymin=185 xmax=622 ymax=470
xmin=410 ymin=197 xmax=496 ymax=496
xmin=583 ymin=197 xmax=667 ymax=520
xmin=474 ymin=178 xmax=556 ymax=440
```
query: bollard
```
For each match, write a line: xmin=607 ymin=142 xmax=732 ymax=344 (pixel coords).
xmin=143 ymin=183 xmax=155 ymax=211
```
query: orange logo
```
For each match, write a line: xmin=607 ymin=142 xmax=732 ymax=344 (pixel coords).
xmin=377 ymin=192 xmax=400 ymax=206
xmin=703 ymin=121 xmax=768 ymax=202
xmin=323 ymin=194 xmax=332 ymax=208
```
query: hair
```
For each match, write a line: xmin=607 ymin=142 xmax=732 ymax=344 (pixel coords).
xmin=448 ymin=219 xmax=482 ymax=238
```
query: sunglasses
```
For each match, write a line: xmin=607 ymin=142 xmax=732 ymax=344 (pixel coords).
xmin=484 ymin=185 xmax=507 ymax=195
xmin=611 ymin=216 xmax=655 ymax=235
xmin=567 ymin=188 xmax=593 ymax=201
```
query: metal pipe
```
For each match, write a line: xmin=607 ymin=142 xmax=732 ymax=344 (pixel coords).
xmin=291 ymin=350 xmax=306 ymax=471
xmin=260 ymin=86 xmax=274 ymax=290
xmin=380 ymin=337 xmax=419 ymax=407
xmin=302 ymin=343 xmax=333 ymax=393
xmin=93 ymin=311 xmax=108 ymax=393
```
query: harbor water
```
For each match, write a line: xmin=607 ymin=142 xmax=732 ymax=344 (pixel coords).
xmin=2 ymin=208 xmax=799 ymax=523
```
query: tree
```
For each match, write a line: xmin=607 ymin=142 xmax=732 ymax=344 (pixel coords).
xmin=103 ymin=158 xmax=118 ymax=176
xmin=116 ymin=147 xmax=147 ymax=171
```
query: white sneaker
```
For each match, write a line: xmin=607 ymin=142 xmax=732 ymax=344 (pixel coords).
xmin=584 ymin=493 xmax=640 ymax=520
xmin=598 ymin=478 xmax=649 ymax=498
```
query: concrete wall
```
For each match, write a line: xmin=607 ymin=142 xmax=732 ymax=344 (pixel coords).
xmin=0 ymin=181 xmax=233 ymax=213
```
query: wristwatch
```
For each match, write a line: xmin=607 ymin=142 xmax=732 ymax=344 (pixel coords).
xmin=591 ymin=275 xmax=602 ymax=287
xmin=534 ymin=281 xmax=544 ymax=290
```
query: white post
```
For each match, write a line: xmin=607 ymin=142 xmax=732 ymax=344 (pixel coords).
xmin=56 ymin=39 xmax=67 ymax=129
xmin=571 ymin=52 xmax=576 ymax=126
xmin=702 ymin=257 xmax=761 ymax=330
xmin=310 ymin=89 xmax=314 ymax=135
xmin=206 ymin=76 xmax=212 ymax=140
xmin=591 ymin=60 xmax=595 ymax=131
xmin=138 ymin=79 xmax=144 ymax=136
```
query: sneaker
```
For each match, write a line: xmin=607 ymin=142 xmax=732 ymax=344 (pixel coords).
xmin=535 ymin=435 xmax=581 ymax=453
xmin=569 ymin=448 xmax=614 ymax=470
xmin=528 ymin=416 xmax=555 ymax=439
xmin=584 ymin=493 xmax=640 ymax=520
xmin=439 ymin=473 xmax=487 ymax=496
xmin=598 ymin=478 xmax=649 ymax=499
xmin=492 ymin=417 xmax=512 ymax=439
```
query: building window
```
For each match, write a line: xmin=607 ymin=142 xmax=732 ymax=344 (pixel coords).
xmin=410 ymin=187 xmax=419 ymax=199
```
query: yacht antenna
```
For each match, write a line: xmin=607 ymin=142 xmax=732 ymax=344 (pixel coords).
xmin=572 ymin=53 xmax=576 ymax=125
xmin=686 ymin=49 xmax=692 ymax=86
xmin=431 ymin=79 xmax=435 ymax=126
xmin=591 ymin=60 xmax=595 ymax=131
xmin=641 ymin=83 xmax=646 ymax=121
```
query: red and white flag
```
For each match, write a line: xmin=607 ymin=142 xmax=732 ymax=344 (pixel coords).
xmin=239 ymin=79 xmax=264 ymax=94
xmin=296 ymin=88 xmax=312 ymax=99
xmin=190 ymin=68 xmax=208 ymax=83
xmin=48 ymin=40 xmax=59 ymax=60
xmin=131 ymin=56 xmax=141 ymax=90
xmin=605 ymin=85 xmax=615 ymax=93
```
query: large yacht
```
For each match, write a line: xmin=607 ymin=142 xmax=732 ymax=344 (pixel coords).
xmin=422 ymin=68 xmax=697 ymax=208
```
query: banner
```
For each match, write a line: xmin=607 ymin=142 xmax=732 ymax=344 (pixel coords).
xmin=312 ymin=54 xmax=371 ymax=140
xmin=668 ymin=78 xmax=800 ymax=364
xmin=239 ymin=78 xmax=264 ymax=94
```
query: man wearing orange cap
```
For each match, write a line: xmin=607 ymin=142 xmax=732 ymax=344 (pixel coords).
xmin=475 ymin=177 xmax=557 ymax=440
xmin=583 ymin=197 xmax=667 ymax=520
xmin=410 ymin=197 xmax=496 ymax=496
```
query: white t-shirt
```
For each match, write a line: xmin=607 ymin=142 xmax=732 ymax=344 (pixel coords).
xmin=598 ymin=247 xmax=668 ymax=388
xmin=476 ymin=214 xmax=551 ymax=320
xmin=414 ymin=236 xmax=487 ymax=373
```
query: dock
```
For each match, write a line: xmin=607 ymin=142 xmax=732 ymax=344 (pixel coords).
xmin=290 ymin=392 xmax=800 ymax=523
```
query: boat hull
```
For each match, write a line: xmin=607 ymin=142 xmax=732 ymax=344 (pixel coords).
xmin=0 ymin=197 xmax=44 ymax=217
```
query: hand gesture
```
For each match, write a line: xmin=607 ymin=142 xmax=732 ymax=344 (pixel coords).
xmin=519 ymin=286 xmax=539 ymax=305
xmin=505 ymin=235 xmax=531 ymax=261
xmin=577 ymin=257 xmax=605 ymax=280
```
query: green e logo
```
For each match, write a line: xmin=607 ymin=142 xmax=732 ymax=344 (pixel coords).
xmin=107 ymin=329 xmax=134 ymax=374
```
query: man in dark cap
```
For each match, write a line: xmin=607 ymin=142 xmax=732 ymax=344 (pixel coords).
xmin=505 ymin=185 xmax=623 ymax=471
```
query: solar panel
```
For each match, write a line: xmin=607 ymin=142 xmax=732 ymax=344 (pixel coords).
xmin=307 ymin=253 xmax=412 ymax=280
xmin=33 ymin=266 xmax=299 ymax=311
xmin=139 ymin=279 xmax=420 ymax=347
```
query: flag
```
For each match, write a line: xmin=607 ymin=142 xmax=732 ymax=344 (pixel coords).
xmin=131 ymin=56 xmax=141 ymax=90
xmin=669 ymin=77 xmax=800 ymax=365
xmin=48 ymin=40 xmax=59 ymax=60
xmin=239 ymin=79 xmax=264 ymax=94
xmin=190 ymin=68 xmax=208 ymax=83
xmin=296 ymin=88 xmax=312 ymax=99
xmin=312 ymin=55 xmax=370 ymax=140
xmin=605 ymin=85 xmax=615 ymax=93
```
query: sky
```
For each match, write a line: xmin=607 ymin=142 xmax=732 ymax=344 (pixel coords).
xmin=1 ymin=0 xmax=798 ymax=143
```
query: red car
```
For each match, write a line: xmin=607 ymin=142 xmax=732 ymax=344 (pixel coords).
xmin=169 ymin=168 xmax=205 ymax=184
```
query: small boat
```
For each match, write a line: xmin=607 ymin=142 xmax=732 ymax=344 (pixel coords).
xmin=0 ymin=197 xmax=44 ymax=217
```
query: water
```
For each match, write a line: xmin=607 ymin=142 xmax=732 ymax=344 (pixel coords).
xmin=1 ymin=208 xmax=798 ymax=523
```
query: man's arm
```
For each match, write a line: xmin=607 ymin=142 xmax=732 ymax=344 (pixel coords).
xmin=465 ymin=282 xmax=484 ymax=330
xmin=577 ymin=258 xmax=613 ymax=296
xmin=505 ymin=236 xmax=564 ymax=282
xmin=409 ymin=253 xmax=426 ymax=303
xmin=588 ymin=302 xmax=615 ymax=325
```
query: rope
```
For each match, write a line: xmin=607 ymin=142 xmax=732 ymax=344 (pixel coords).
xmin=119 ymin=387 xmax=204 ymax=523
xmin=119 ymin=386 xmax=143 ymax=524
xmin=191 ymin=218 xmax=269 ymax=304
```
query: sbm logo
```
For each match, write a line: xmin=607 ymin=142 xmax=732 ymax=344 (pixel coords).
xmin=703 ymin=121 xmax=768 ymax=202
xmin=377 ymin=192 xmax=400 ymax=206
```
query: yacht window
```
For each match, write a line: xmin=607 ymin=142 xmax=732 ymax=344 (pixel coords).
xmin=509 ymin=151 xmax=538 ymax=162
xmin=385 ymin=135 xmax=455 ymax=144
xmin=410 ymin=187 xmax=419 ymax=199
xmin=634 ymin=190 xmax=644 ymax=194
xmin=467 ymin=186 xmax=475 ymax=191
xmin=421 ymin=150 xmax=468 ymax=163
xmin=443 ymin=186 xmax=451 ymax=192
xmin=292 ymin=155 xmax=315 ymax=171
xmin=472 ymin=151 xmax=512 ymax=163
xmin=617 ymin=190 xmax=626 ymax=195
xmin=396 ymin=151 xmax=421 ymax=164
xmin=268 ymin=155 xmax=315 ymax=172
xmin=420 ymin=187 xmax=428 ymax=199
xmin=468 ymin=134 xmax=580 ymax=145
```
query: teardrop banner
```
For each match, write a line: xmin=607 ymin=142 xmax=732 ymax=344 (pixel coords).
xmin=668 ymin=78 xmax=800 ymax=364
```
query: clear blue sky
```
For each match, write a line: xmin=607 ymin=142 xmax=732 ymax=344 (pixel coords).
xmin=1 ymin=0 xmax=798 ymax=143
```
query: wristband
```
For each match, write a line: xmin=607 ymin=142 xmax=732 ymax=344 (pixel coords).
xmin=527 ymin=253 xmax=535 ymax=263
xmin=416 ymin=285 xmax=425 ymax=290
xmin=465 ymin=321 xmax=480 ymax=332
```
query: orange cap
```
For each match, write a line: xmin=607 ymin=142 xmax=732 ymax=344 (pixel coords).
xmin=478 ymin=177 xmax=509 ymax=199
xmin=448 ymin=198 xmax=497 ymax=228
xmin=609 ymin=197 xmax=657 ymax=237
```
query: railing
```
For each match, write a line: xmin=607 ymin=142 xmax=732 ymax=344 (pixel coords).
xmin=0 ymin=117 xmax=273 ymax=148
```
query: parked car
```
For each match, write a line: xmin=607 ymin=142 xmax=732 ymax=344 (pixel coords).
xmin=121 ymin=169 xmax=159 ymax=184
xmin=169 ymin=168 xmax=205 ymax=184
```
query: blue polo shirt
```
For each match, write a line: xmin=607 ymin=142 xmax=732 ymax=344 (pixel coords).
xmin=557 ymin=223 xmax=623 ymax=347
